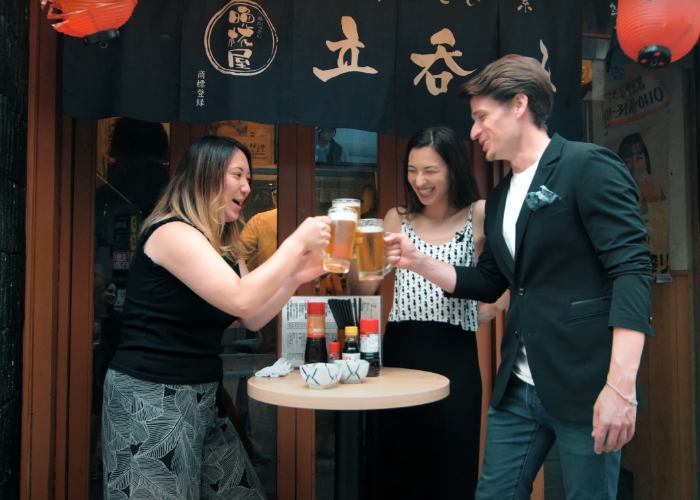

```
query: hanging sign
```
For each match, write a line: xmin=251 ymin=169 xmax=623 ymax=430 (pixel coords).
xmin=63 ymin=0 xmax=181 ymax=122
xmin=395 ymin=0 xmax=498 ymax=139
xmin=180 ymin=0 xmax=293 ymax=124
xmin=291 ymin=0 xmax=398 ymax=133
xmin=499 ymin=0 xmax=583 ymax=141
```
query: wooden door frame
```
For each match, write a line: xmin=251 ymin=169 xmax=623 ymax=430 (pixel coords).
xmin=22 ymin=2 xmax=68 ymax=499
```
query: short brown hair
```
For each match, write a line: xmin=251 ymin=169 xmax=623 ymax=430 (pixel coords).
xmin=459 ymin=54 xmax=553 ymax=128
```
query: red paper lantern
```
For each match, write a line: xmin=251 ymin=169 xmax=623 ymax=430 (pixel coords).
xmin=617 ymin=0 xmax=700 ymax=68
xmin=41 ymin=0 xmax=138 ymax=44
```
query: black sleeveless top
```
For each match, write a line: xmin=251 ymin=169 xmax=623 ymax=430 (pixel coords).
xmin=109 ymin=217 xmax=239 ymax=385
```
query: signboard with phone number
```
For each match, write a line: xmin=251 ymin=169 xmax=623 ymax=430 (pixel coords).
xmin=602 ymin=72 xmax=669 ymax=129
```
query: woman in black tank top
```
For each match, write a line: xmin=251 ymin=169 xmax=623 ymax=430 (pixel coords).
xmin=102 ymin=136 xmax=332 ymax=500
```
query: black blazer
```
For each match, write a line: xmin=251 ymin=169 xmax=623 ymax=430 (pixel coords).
xmin=448 ymin=134 xmax=654 ymax=422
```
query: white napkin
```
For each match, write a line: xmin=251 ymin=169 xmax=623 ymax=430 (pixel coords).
xmin=255 ymin=358 xmax=294 ymax=378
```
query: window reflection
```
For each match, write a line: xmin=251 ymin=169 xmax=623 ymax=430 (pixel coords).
xmin=208 ymin=120 xmax=279 ymax=499
xmin=90 ymin=119 xmax=279 ymax=500
xmin=314 ymin=129 xmax=378 ymax=296
xmin=91 ymin=118 xmax=171 ymax=497
xmin=314 ymin=128 xmax=378 ymax=500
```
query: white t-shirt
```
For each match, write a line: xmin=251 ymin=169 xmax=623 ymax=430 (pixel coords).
xmin=503 ymin=161 xmax=539 ymax=386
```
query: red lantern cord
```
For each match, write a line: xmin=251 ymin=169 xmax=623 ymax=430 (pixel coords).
xmin=41 ymin=0 xmax=138 ymax=43
xmin=617 ymin=0 xmax=700 ymax=68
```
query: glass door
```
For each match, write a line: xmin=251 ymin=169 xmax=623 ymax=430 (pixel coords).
xmin=312 ymin=127 xmax=379 ymax=499
xmin=90 ymin=118 xmax=173 ymax=499
xmin=88 ymin=119 xmax=280 ymax=500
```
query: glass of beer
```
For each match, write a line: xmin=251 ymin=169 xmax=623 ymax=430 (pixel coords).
xmin=332 ymin=199 xmax=361 ymax=257
xmin=323 ymin=206 xmax=358 ymax=273
xmin=355 ymin=219 xmax=392 ymax=281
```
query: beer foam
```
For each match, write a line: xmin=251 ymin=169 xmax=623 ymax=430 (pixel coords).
xmin=333 ymin=199 xmax=361 ymax=207
xmin=358 ymin=226 xmax=383 ymax=233
xmin=330 ymin=210 xmax=358 ymax=221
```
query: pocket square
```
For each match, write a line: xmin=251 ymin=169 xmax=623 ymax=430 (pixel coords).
xmin=526 ymin=185 xmax=561 ymax=211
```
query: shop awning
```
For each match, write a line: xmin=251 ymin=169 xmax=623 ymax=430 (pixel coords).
xmin=62 ymin=0 xmax=610 ymax=140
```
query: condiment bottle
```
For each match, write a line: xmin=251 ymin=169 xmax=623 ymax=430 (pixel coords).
xmin=360 ymin=318 xmax=381 ymax=377
xmin=342 ymin=326 xmax=361 ymax=361
xmin=304 ymin=302 xmax=327 ymax=364
xmin=328 ymin=342 xmax=341 ymax=362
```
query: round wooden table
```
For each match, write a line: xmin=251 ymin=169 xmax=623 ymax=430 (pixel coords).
xmin=248 ymin=367 xmax=449 ymax=500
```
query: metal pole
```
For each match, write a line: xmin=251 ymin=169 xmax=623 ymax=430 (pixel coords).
xmin=334 ymin=410 xmax=363 ymax=500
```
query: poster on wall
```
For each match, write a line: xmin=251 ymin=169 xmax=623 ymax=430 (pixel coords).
xmin=603 ymin=73 xmax=671 ymax=276
xmin=394 ymin=0 xmax=498 ymax=139
xmin=207 ymin=120 xmax=276 ymax=167
xmin=499 ymin=0 xmax=583 ymax=141
xmin=292 ymin=0 xmax=398 ymax=133
xmin=180 ymin=0 xmax=293 ymax=124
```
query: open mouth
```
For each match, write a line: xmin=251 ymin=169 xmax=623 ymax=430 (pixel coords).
xmin=232 ymin=199 xmax=242 ymax=207
xmin=417 ymin=187 xmax=435 ymax=198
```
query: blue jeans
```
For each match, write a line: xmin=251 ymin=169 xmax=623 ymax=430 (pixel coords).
xmin=476 ymin=374 xmax=621 ymax=500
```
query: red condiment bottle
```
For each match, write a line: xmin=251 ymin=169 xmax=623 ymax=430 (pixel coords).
xmin=328 ymin=342 xmax=341 ymax=362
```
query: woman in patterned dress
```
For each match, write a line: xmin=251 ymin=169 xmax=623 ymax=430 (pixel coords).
xmin=102 ymin=136 xmax=331 ymax=500
xmin=350 ymin=126 xmax=508 ymax=499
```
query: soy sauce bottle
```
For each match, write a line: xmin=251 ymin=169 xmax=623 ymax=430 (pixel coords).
xmin=342 ymin=326 xmax=361 ymax=361
xmin=304 ymin=302 xmax=328 ymax=364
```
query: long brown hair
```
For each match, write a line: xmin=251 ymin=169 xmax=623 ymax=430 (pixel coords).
xmin=401 ymin=127 xmax=480 ymax=216
xmin=141 ymin=135 xmax=253 ymax=261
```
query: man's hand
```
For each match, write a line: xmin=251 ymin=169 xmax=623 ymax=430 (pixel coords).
xmin=592 ymin=384 xmax=637 ymax=454
xmin=384 ymin=233 xmax=423 ymax=271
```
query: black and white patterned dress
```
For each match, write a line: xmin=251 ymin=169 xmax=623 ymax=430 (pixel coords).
xmin=388 ymin=207 xmax=479 ymax=330
xmin=377 ymin=204 xmax=483 ymax=500
xmin=102 ymin=369 xmax=266 ymax=500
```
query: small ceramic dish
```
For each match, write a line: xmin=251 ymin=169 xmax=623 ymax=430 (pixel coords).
xmin=299 ymin=363 xmax=341 ymax=390
xmin=333 ymin=359 xmax=370 ymax=384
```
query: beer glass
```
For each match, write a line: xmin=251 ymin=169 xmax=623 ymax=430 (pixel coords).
xmin=355 ymin=219 xmax=392 ymax=281
xmin=332 ymin=199 xmax=361 ymax=257
xmin=323 ymin=206 xmax=358 ymax=273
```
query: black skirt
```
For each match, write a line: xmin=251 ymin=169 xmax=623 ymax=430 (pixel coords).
xmin=375 ymin=320 xmax=482 ymax=500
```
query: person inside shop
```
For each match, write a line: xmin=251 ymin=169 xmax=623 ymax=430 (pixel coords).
xmin=241 ymin=188 xmax=278 ymax=271
xmin=348 ymin=126 xmax=508 ymax=499
xmin=384 ymin=55 xmax=653 ymax=499
xmin=95 ymin=117 xmax=171 ymax=245
xmin=315 ymin=126 xmax=350 ymax=164
xmin=240 ymin=188 xmax=279 ymax=354
xmin=101 ymin=135 xmax=331 ymax=500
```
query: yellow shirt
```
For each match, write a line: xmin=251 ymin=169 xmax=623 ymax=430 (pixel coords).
xmin=241 ymin=209 xmax=278 ymax=270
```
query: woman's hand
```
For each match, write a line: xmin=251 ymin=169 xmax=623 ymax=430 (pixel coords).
xmin=291 ymin=251 xmax=326 ymax=285
xmin=384 ymin=233 xmax=423 ymax=271
xmin=291 ymin=216 xmax=332 ymax=253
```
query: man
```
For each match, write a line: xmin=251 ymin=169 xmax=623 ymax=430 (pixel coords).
xmin=240 ymin=189 xmax=278 ymax=354
xmin=240 ymin=189 xmax=278 ymax=271
xmin=315 ymin=127 xmax=350 ymax=164
xmin=385 ymin=55 xmax=653 ymax=499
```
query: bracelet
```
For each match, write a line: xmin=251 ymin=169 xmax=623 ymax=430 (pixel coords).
xmin=606 ymin=381 xmax=638 ymax=406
